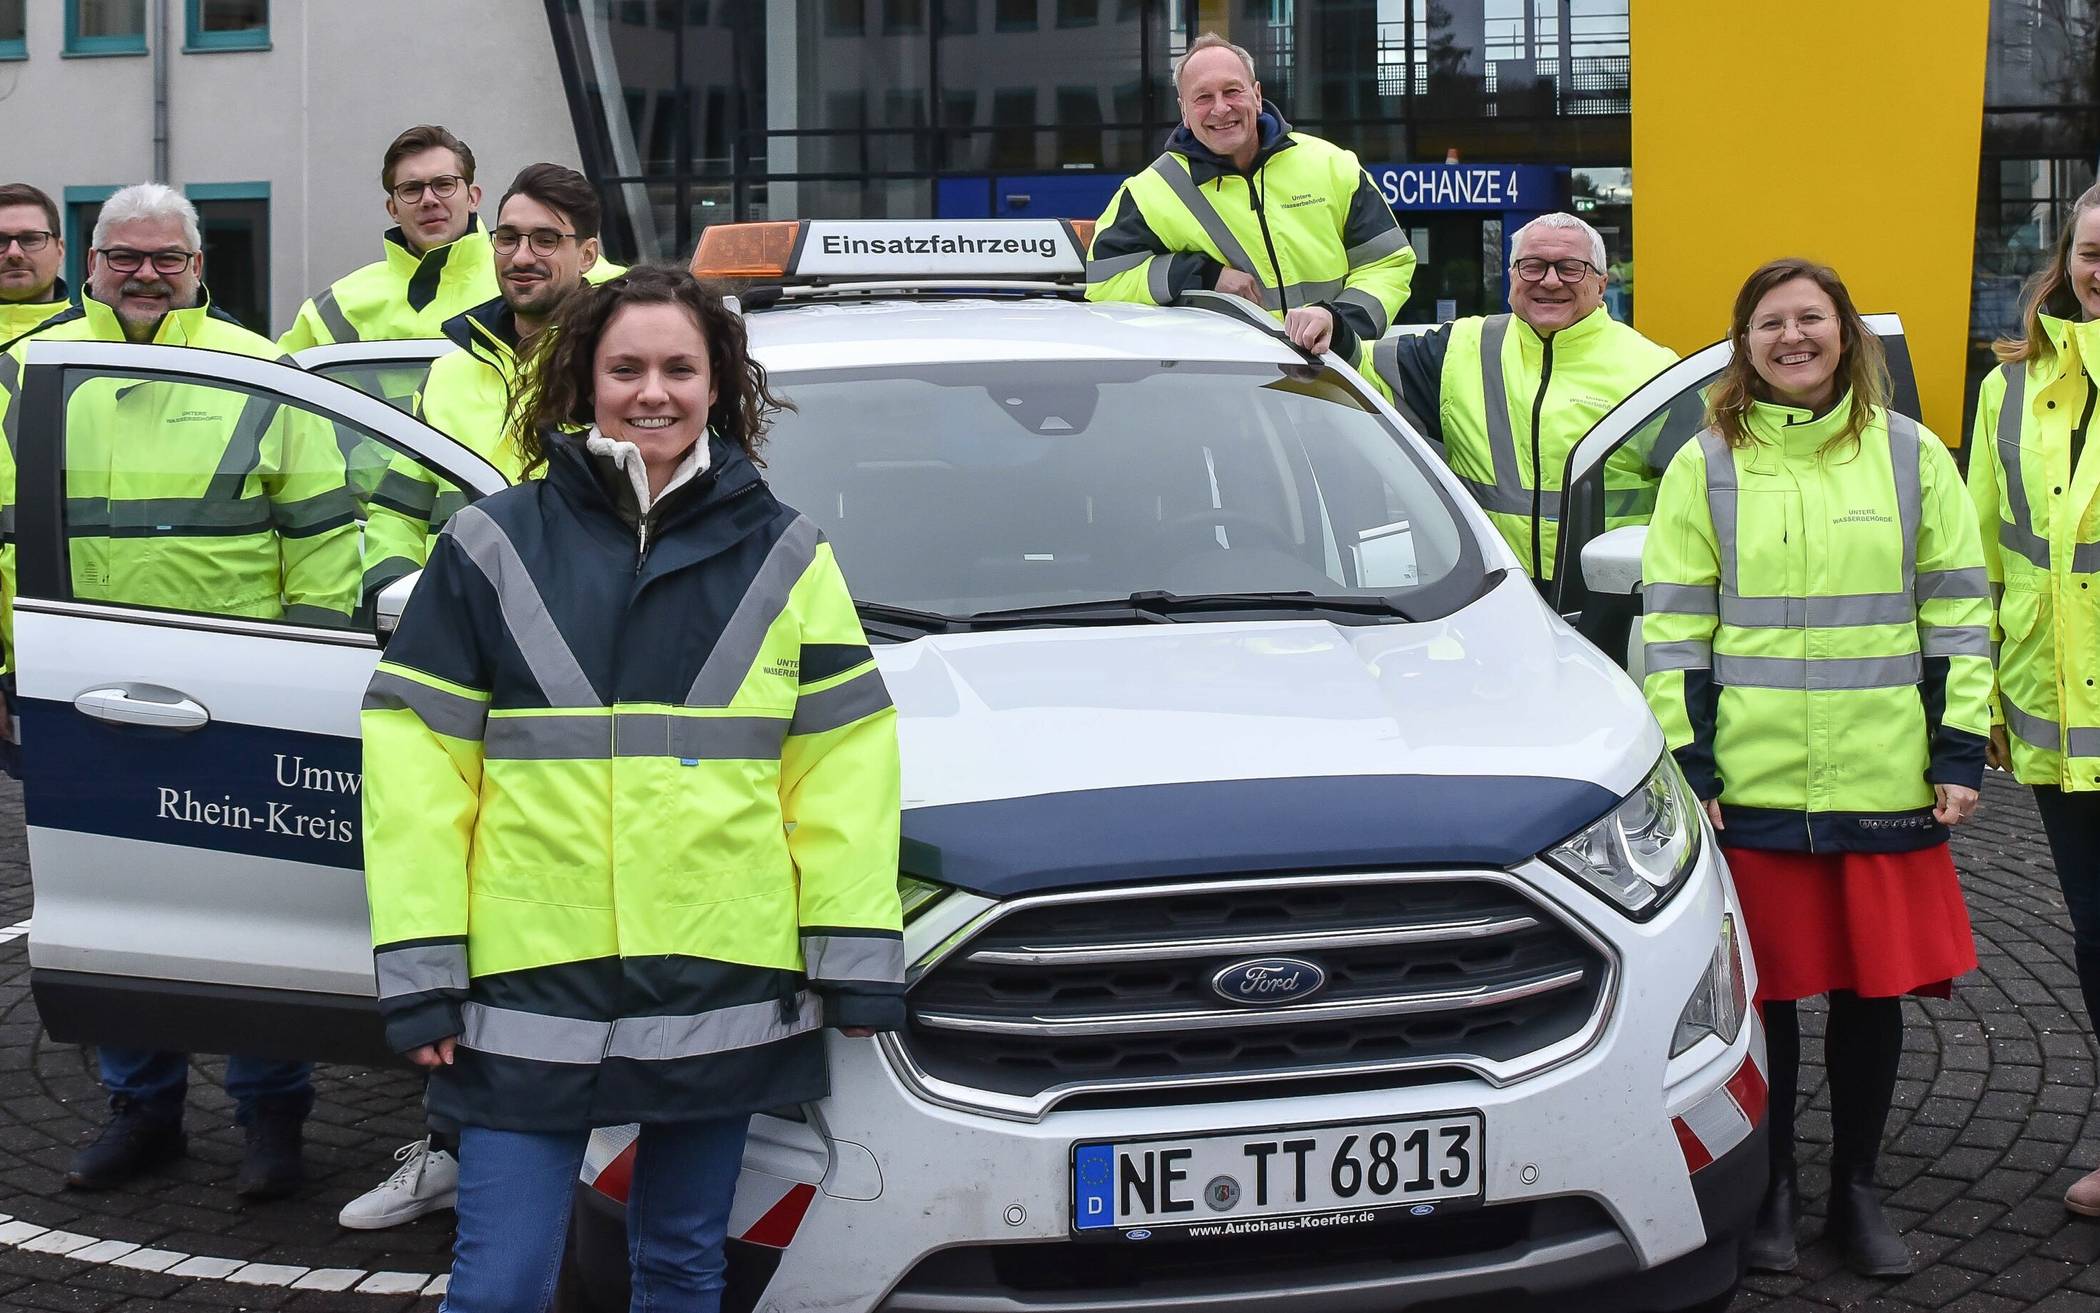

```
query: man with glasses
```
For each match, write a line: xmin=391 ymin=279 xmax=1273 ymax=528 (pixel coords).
xmin=0 ymin=182 xmax=360 ymax=1200
xmin=1369 ymin=212 xmax=1677 ymax=582
xmin=0 ymin=184 xmax=73 ymax=347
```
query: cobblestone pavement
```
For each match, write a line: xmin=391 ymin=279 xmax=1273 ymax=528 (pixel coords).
xmin=0 ymin=773 xmax=2095 ymax=1310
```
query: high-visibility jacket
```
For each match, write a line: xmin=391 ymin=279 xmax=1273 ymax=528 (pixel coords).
xmin=1968 ymin=312 xmax=2100 ymax=793
xmin=362 ymin=297 xmax=528 ymax=593
xmin=0 ymin=295 xmax=361 ymax=671
xmin=0 ymin=278 xmax=74 ymax=350
xmin=362 ymin=435 xmax=904 ymax=1131
xmin=1371 ymin=307 xmax=1677 ymax=580
xmin=278 ymin=219 xmax=500 ymax=361
xmin=1084 ymin=104 xmax=1416 ymax=360
xmin=1641 ymin=395 xmax=1992 ymax=851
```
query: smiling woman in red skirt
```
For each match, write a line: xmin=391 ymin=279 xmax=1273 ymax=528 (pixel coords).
xmin=1642 ymin=258 xmax=1993 ymax=1278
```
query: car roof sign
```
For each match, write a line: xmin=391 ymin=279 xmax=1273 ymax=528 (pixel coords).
xmin=694 ymin=218 xmax=1094 ymax=287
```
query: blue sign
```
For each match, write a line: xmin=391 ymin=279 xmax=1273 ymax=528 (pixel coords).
xmin=1368 ymin=164 xmax=1561 ymax=213
xmin=1074 ymin=1143 xmax=1115 ymax=1230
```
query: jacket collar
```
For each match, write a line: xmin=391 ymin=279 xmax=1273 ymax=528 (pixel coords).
xmin=442 ymin=294 xmax=524 ymax=369
xmin=2034 ymin=311 xmax=2100 ymax=377
xmin=1512 ymin=304 xmax=1614 ymax=350
xmin=70 ymin=288 xmax=247 ymax=344
xmin=1745 ymin=389 xmax=1860 ymax=459
xmin=1166 ymin=100 xmax=1297 ymax=185
xmin=8 ymin=276 xmax=71 ymax=310
xmin=542 ymin=429 xmax=769 ymax=549
xmin=384 ymin=215 xmax=489 ymax=313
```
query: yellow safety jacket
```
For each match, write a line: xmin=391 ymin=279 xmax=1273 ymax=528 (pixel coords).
xmin=362 ymin=435 xmax=904 ymax=1130
xmin=1084 ymin=105 xmax=1416 ymax=360
xmin=1968 ymin=312 xmax=2100 ymax=792
xmin=0 ymin=279 xmax=74 ymax=350
xmin=362 ymin=298 xmax=528 ymax=593
xmin=1642 ymin=395 xmax=1992 ymax=851
xmin=0 ymin=296 xmax=362 ymax=671
xmin=278 ymin=219 xmax=499 ymax=360
xmin=1371 ymin=307 xmax=1677 ymax=580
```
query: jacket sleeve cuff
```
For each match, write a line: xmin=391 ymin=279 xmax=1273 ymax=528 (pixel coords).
xmin=1177 ymin=253 xmax=1225 ymax=298
xmin=1927 ymin=727 xmax=1988 ymax=790
xmin=381 ymin=998 xmax=463 ymax=1055
xmin=821 ymin=988 xmax=907 ymax=1033
xmin=1671 ymin=746 xmax=1723 ymax=802
xmin=1317 ymin=302 xmax=1362 ymax=359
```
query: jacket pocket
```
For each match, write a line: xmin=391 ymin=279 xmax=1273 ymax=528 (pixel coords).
xmin=1999 ymin=585 xmax=2041 ymax=646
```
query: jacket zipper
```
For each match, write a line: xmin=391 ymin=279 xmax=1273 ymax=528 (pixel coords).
xmin=1527 ymin=335 xmax=1556 ymax=579
xmin=634 ymin=514 xmax=652 ymax=576
xmin=1242 ymin=172 xmax=1289 ymax=312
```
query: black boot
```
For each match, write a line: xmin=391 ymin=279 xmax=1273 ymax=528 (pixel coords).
xmin=1827 ymin=1160 xmax=1913 ymax=1276
xmin=66 ymin=1097 xmax=186 ymax=1190
xmin=236 ymin=1096 xmax=306 ymax=1200
xmin=1744 ymin=1165 xmax=1799 ymax=1272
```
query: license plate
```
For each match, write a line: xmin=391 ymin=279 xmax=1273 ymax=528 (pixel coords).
xmin=1071 ymin=1112 xmax=1484 ymax=1238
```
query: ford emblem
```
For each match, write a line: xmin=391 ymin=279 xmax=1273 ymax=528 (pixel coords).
xmin=1211 ymin=957 xmax=1328 ymax=1006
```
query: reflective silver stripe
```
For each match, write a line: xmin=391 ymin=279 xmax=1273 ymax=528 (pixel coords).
xmin=1994 ymin=363 xmax=2052 ymax=571
xmin=1919 ymin=624 xmax=1991 ymax=658
xmin=447 ymin=504 xmax=602 ymax=708
xmin=1697 ymin=429 xmax=1740 ymax=596
xmin=363 ymin=669 xmax=489 ymax=742
xmin=1152 ymin=153 xmax=1263 ymax=291
xmin=1712 ymin=652 xmax=1922 ymax=690
xmin=1916 ymin=567 xmax=1991 ymax=600
xmin=1456 ymin=472 xmax=1559 ymax=518
xmin=2003 ymin=695 xmax=2100 ymax=758
xmin=460 ymin=1003 xmax=609 ymax=1064
xmin=371 ymin=467 xmax=438 ymax=519
xmin=205 ymin=391 xmax=280 ymax=501
xmin=1372 ymin=333 xmax=1401 ymax=387
xmin=1345 ymin=227 xmax=1412 ymax=269
xmin=374 ymin=943 xmax=469 ymax=1001
xmin=0 ymin=352 xmax=19 ymax=458
xmin=789 ymin=667 xmax=892 ymax=737
xmin=1643 ymin=639 xmax=1712 ymax=673
xmin=803 ymin=934 xmax=906 ymax=985
xmin=1146 ymin=255 xmax=1174 ymax=306
xmin=688 ymin=515 xmax=822 ymax=706
xmin=485 ymin=714 xmax=610 ymax=760
xmin=1083 ymin=250 xmax=1150 ymax=284
xmin=272 ymin=487 xmax=358 ymax=537
xmin=1644 ymin=582 xmax=1718 ymax=615
xmin=1471 ymin=315 xmax=1531 ymax=519
xmin=1334 ymin=286 xmax=1391 ymax=339
xmin=1887 ymin=412 xmax=1922 ymax=595
xmin=603 ymin=994 xmax=823 ymax=1062
xmin=2076 ymin=540 xmax=2100 ymax=574
xmin=1604 ymin=486 xmax=1655 ymax=519
xmin=612 ymin=712 xmax=790 ymax=760
xmin=0 ymin=504 xmax=14 ymax=539
xmin=1278 ymin=278 xmax=1346 ymax=311
xmin=313 ymin=287 xmax=360 ymax=344
xmin=1718 ymin=592 xmax=1916 ymax=629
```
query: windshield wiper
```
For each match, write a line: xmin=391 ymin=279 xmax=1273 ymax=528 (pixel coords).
xmin=854 ymin=599 xmax=967 ymax=640
xmin=966 ymin=590 xmax=1418 ymax=626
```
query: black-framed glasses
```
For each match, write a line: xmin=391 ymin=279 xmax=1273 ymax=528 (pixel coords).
xmin=491 ymin=226 xmax=579 ymax=257
xmin=1512 ymin=257 xmax=1600 ymax=283
xmin=97 ymin=247 xmax=196 ymax=275
xmin=0 ymin=231 xmax=54 ymax=254
xmin=391 ymin=174 xmax=466 ymax=205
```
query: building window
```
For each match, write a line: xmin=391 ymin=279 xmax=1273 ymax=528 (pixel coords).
xmin=185 ymin=0 xmax=267 ymax=51
xmin=938 ymin=0 xmax=976 ymax=34
xmin=61 ymin=186 xmax=121 ymax=292
xmin=186 ymin=183 xmax=270 ymax=335
xmin=994 ymin=0 xmax=1034 ymax=32
xmin=65 ymin=0 xmax=146 ymax=55
xmin=1055 ymin=0 xmax=1097 ymax=28
xmin=0 ymin=0 xmax=25 ymax=60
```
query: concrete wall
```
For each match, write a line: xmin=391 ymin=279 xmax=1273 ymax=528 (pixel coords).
xmin=0 ymin=0 xmax=584 ymax=336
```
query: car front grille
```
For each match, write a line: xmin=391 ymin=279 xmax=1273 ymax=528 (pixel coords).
xmin=889 ymin=872 xmax=1614 ymax=1118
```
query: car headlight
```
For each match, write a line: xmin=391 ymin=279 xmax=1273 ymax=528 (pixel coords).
xmin=898 ymin=873 xmax=949 ymax=923
xmin=1672 ymin=913 xmax=1749 ymax=1057
xmin=1544 ymin=756 xmax=1703 ymax=919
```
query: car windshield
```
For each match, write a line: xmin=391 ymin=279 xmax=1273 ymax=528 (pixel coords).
xmin=760 ymin=359 xmax=1487 ymax=627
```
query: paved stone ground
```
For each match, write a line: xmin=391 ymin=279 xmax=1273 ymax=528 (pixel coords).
xmin=0 ymin=772 xmax=2094 ymax=1310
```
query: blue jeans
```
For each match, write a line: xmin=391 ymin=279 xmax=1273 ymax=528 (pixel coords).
xmin=443 ymin=1117 xmax=750 ymax=1313
xmin=96 ymin=1049 xmax=312 ymax=1125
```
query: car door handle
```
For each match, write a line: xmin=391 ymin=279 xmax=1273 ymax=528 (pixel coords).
xmin=74 ymin=686 xmax=211 ymax=731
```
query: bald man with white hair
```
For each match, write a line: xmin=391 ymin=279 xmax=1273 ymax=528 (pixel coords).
xmin=1370 ymin=212 xmax=1677 ymax=581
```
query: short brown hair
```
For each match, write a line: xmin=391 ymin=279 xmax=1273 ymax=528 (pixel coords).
xmin=501 ymin=163 xmax=600 ymax=241
xmin=1704 ymin=258 xmax=1889 ymax=456
xmin=0 ymin=183 xmax=60 ymax=234
xmin=381 ymin=125 xmax=475 ymax=193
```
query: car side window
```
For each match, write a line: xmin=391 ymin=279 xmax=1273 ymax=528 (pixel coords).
xmin=56 ymin=367 xmax=467 ymax=633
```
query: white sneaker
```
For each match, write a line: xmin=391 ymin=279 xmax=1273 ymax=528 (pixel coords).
xmin=337 ymin=1136 xmax=459 ymax=1230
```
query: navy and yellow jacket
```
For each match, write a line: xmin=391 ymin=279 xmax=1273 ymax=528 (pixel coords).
xmin=362 ymin=434 xmax=904 ymax=1131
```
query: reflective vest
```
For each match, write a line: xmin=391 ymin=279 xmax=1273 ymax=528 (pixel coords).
xmin=0 ymin=278 xmax=74 ymax=350
xmin=1084 ymin=106 xmax=1415 ymax=360
xmin=1375 ymin=307 xmax=1676 ymax=580
xmin=0 ymin=296 xmax=362 ymax=670
xmin=362 ymin=297 xmax=529 ymax=593
xmin=1969 ymin=313 xmax=2100 ymax=792
xmin=1642 ymin=395 xmax=1993 ymax=851
xmin=278 ymin=220 xmax=500 ymax=362
xmin=362 ymin=436 xmax=904 ymax=1130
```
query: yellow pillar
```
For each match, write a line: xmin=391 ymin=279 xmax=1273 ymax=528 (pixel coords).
xmin=1630 ymin=1 xmax=1988 ymax=443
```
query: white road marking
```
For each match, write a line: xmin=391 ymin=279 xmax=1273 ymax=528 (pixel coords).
xmin=0 ymin=920 xmax=30 ymax=944
xmin=0 ymin=1210 xmax=446 ymax=1295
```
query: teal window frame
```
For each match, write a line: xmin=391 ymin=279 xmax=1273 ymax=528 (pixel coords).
xmin=184 ymin=0 xmax=268 ymax=51
xmin=0 ymin=0 xmax=26 ymax=60
xmin=63 ymin=0 xmax=148 ymax=56
xmin=62 ymin=185 xmax=122 ymax=290
xmin=185 ymin=181 xmax=271 ymax=333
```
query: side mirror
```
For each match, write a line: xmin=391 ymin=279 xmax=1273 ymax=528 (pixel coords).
xmin=374 ymin=570 xmax=422 ymax=638
xmin=1580 ymin=524 xmax=1647 ymax=597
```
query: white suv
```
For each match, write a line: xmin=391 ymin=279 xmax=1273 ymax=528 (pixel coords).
xmin=10 ymin=219 xmax=1819 ymax=1312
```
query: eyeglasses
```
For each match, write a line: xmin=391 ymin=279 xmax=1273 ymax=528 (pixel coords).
xmin=1512 ymin=257 xmax=1600 ymax=283
xmin=390 ymin=174 xmax=466 ymax=205
xmin=491 ymin=226 xmax=579 ymax=257
xmin=96 ymin=247 xmax=196 ymax=275
xmin=0 ymin=231 xmax=54 ymax=254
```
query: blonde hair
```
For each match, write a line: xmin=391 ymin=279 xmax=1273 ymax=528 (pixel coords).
xmin=1995 ymin=180 xmax=2100 ymax=365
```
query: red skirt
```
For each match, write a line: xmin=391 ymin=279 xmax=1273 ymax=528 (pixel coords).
xmin=1724 ymin=844 xmax=1977 ymax=1005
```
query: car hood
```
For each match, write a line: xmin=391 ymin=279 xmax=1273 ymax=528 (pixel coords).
xmin=879 ymin=573 xmax=1662 ymax=897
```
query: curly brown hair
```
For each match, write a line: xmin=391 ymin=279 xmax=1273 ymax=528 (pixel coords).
xmin=1703 ymin=257 xmax=1888 ymax=457
xmin=507 ymin=264 xmax=791 ymax=477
